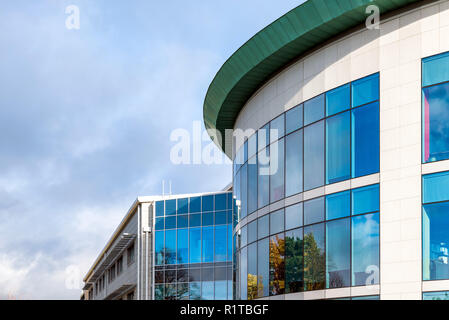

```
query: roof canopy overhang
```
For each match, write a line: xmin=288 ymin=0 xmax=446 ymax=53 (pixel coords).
xmin=203 ymin=0 xmax=423 ymax=157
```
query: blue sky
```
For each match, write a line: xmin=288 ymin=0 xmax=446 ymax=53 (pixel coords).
xmin=0 ymin=0 xmax=303 ymax=299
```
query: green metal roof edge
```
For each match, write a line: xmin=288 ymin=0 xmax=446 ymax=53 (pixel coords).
xmin=203 ymin=0 xmax=422 ymax=157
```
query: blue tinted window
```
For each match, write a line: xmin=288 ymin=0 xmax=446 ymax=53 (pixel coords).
xmin=270 ymin=138 xmax=285 ymax=203
xmin=177 ymin=229 xmax=188 ymax=264
xmin=304 ymin=120 xmax=325 ymax=190
xmin=326 ymin=111 xmax=350 ymax=184
xmin=352 ymin=212 xmax=379 ymax=286
xmin=241 ymin=225 xmax=248 ymax=248
xmin=423 ymin=171 xmax=449 ymax=204
xmin=423 ymin=291 xmax=449 ymax=300
xmin=258 ymin=238 xmax=270 ymax=298
xmin=248 ymin=156 xmax=258 ymax=214
xmin=423 ymin=82 xmax=449 ymax=163
xmin=304 ymin=94 xmax=325 ymax=125
xmin=215 ymin=211 xmax=227 ymax=225
xmin=202 ymin=212 xmax=214 ymax=226
xmin=269 ymin=233 xmax=285 ymax=295
xmin=258 ymin=148 xmax=270 ymax=208
xmin=326 ymin=218 xmax=350 ymax=288
xmin=201 ymin=281 xmax=214 ymax=300
xmin=326 ymin=191 xmax=350 ymax=220
xmin=215 ymin=193 xmax=227 ymax=211
xmin=285 ymin=203 xmax=303 ymax=230
xmin=165 ymin=216 xmax=176 ymax=229
xmin=240 ymin=246 xmax=248 ymax=300
xmin=202 ymin=195 xmax=214 ymax=212
xmin=155 ymin=231 xmax=164 ymax=265
xmin=423 ymin=52 xmax=449 ymax=87
xmin=270 ymin=209 xmax=285 ymax=235
xmin=258 ymin=215 xmax=269 ymax=240
xmin=189 ymin=213 xmax=201 ymax=227
xmin=177 ymin=198 xmax=188 ymax=214
xmin=190 ymin=197 xmax=201 ymax=213
xmin=155 ymin=217 xmax=164 ymax=230
xmin=351 ymin=73 xmax=379 ymax=108
xmin=285 ymin=129 xmax=303 ymax=197
xmin=165 ymin=230 xmax=176 ymax=264
xmin=243 ymin=140 xmax=248 ymax=164
xmin=270 ymin=114 xmax=285 ymax=143
xmin=165 ymin=199 xmax=176 ymax=216
xmin=177 ymin=215 xmax=188 ymax=228
xmin=258 ymin=123 xmax=270 ymax=152
xmin=304 ymin=223 xmax=325 ymax=290
xmin=352 ymin=184 xmax=379 ymax=215
xmin=304 ymin=197 xmax=325 ymax=225
xmin=215 ymin=225 xmax=227 ymax=262
xmin=286 ymin=104 xmax=303 ymax=134
xmin=285 ymin=228 xmax=303 ymax=293
xmin=155 ymin=201 xmax=164 ymax=217
xmin=227 ymin=210 xmax=232 ymax=224
xmin=189 ymin=282 xmax=201 ymax=300
xmin=227 ymin=224 xmax=232 ymax=261
xmin=423 ymin=202 xmax=449 ymax=281
xmin=351 ymin=102 xmax=379 ymax=178
xmin=215 ymin=281 xmax=227 ymax=300
xmin=234 ymin=168 xmax=241 ymax=220
xmin=154 ymin=285 xmax=164 ymax=300
xmin=247 ymin=242 xmax=258 ymax=299
xmin=241 ymin=163 xmax=248 ymax=218
xmin=189 ymin=228 xmax=201 ymax=264
xmin=227 ymin=193 xmax=233 ymax=210
xmin=326 ymin=83 xmax=350 ymax=116
xmin=248 ymin=133 xmax=257 ymax=160
xmin=248 ymin=220 xmax=257 ymax=244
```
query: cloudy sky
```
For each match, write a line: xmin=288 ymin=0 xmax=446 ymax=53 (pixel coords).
xmin=0 ymin=0 xmax=303 ymax=299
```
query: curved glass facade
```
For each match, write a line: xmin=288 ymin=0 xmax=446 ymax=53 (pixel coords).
xmin=232 ymin=74 xmax=381 ymax=299
xmin=154 ymin=193 xmax=233 ymax=300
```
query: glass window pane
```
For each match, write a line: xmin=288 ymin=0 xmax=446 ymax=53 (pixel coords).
xmin=165 ymin=216 xmax=176 ymax=229
xmin=190 ymin=197 xmax=201 ymax=213
xmin=241 ymin=225 xmax=248 ymax=248
xmin=202 ymin=195 xmax=214 ymax=212
xmin=165 ymin=230 xmax=176 ymax=265
xmin=202 ymin=212 xmax=214 ymax=226
xmin=189 ymin=228 xmax=201 ymax=264
xmin=423 ymin=51 xmax=449 ymax=87
xmin=177 ymin=283 xmax=189 ymax=300
xmin=241 ymin=163 xmax=248 ymax=218
xmin=285 ymin=228 xmax=304 ymax=293
xmin=326 ymin=83 xmax=350 ymax=116
xmin=258 ymin=124 xmax=270 ymax=152
xmin=352 ymin=212 xmax=380 ymax=286
xmin=155 ymin=217 xmax=164 ymax=231
xmin=215 ymin=211 xmax=227 ymax=225
xmin=304 ymin=197 xmax=325 ymax=225
xmin=326 ymin=218 xmax=350 ymax=288
xmin=351 ymin=73 xmax=379 ymax=108
xmin=258 ymin=215 xmax=269 ymax=240
xmin=227 ymin=224 xmax=232 ymax=261
xmin=326 ymin=111 xmax=350 ymax=184
xmin=352 ymin=184 xmax=379 ymax=215
xmin=177 ymin=229 xmax=188 ymax=264
xmin=304 ymin=94 xmax=325 ymax=125
xmin=240 ymin=247 xmax=247 ymax=300
xmin=155 ymin=231 xmax=164 ymax=265
xmin=215 ymin=225 xmax=227 ymax=262
xmin=165 ymin=199 xmax=176 ymax=216
xmin=201 ymin=281 xmax=214 ymax=300
xmin=189 ymin=213 xmax=201 ymax=227
xmin=215 ymin=194 xmax=227 ymax=211
xmin=189 ymin=282 xmax=201 ymax=300
xmin=423 ymin=202 xmax=449 ymax=281
xmin=243 ymin=140 xmax=248 ymax=164
xmin=258 ymin=238 xmax=270 ymax=298
xmin=352 ymin=101 xmax=380 ymax=178
xmin=286 ymin=104 xmax=303 ymax=134
xmin=269 ymin=233 xmax=285 ymax=295
xmin=177 ymin=198 xmax=188 ymax=214
xmin=326 ymin=191 xmax=350 ymax=220
xmin=423 ymin=171 xmax=449 ymax=204
xmin=247 ymin=242 xmax=258 ymax=300
xmin=304 ymin=120 xmax=325 ymax=191
xmin=248 ymin=220 xmax=257 ymax=244
xmin=156 ymin=201 xmax=164 ymax=217
xmin=270 ymin=139 xmax=285 ymax=203
xmin=423 ymin=291 xmax=449 ymax=300
xmin=270 ymin=209 xmax=285 ymax=235
xmin=202 ymin=226 xmax=214 ymax=263
xmin=270 ymin=114 xmax=285 ymax=143
xmin=352 ymin=295 xmax=379 ymax=300
xmin=423 ymin=82 xmax=449 ymax=163
xmin=248 ymin=133 xmax=257 ymax=159
xmin=285 ymin=203 xmax=303 ymax=230
xmin=258 ymin=148 xmax=270 ymax=208
xmin=285 ymin=129 xmax=303 ymax=197
xmin=215 ymin=281 xmax=227 ymax=300
xmin=234 ymin=168 xmax=241 ymax=221
xmin=248 ymin=156 xmax=258 ymax=214
xmin=304 ymin=223 xmax=325 ymax=291
xmin=155 ymin=285 xmax=164 ymax=300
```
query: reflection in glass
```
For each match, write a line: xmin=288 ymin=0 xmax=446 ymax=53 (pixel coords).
xmin=326 ymin=83 xmax=350 ymax=116
xmin=270 ymin=114 xmax=285 ymax=143
xmin=286 ymin=104 xmax=303 ymax=134
xmin=258 ymin=147 xmax=270 ymax=209
xmin=215 ymin=281 xmax=227 ymax=300
xmin=285 ymin=228 xmax=303 ymax=293
xmin=326 ymin=111 xmax=350 ymax=184
xmin=304 ymin=120 xmax=324 ymax=191
xmin=258 ymin=215 xmax=269 ymax=240
xmin=201 ymin=281 xmax=214 ymax=300
xmin=423 ymin=291 xmax=449 ymax=300
xmin=304 ymin=197 xmax=325 ymax=225
xmin=248 ymin=155 xmax=258 ymax=214
xmin=215 ymin=225 xmax=227 ymax=262
xmin=189 ymin=282 xmax=201 ymax=300
xmin=189 ymin=228 xmax=201 ymax=264
xmin=352 ymin=184 xmax=379 ymax=215
xmin=258 ymin=238 xmax=269 ymax=298
xmin=423 ymin=171 xmax=449 ymax=204
xmin=270 ymin=139 xmax=285 ymax=203
xmin=304 ymin=94 xmax=325 ymax=125
xmin=240 ymin=247 xmax=247 ymax=300
xmin=326 ymin=191 xmax=350 ymax=220
xmin=155 ymin=231 xmax=164 ymax=266
xmin=286 ymin=130 xmax=303 ymax=197
xmin=247 ymin=242 xmax=258 ymax=300
xmin=269 ymin=233 xmax=285 ymax=295
xmin=422 ymin=51 xmax=449 ymax=87
xmin=177 ymin=198 xmax=189 ymax=215
xmin=285 ymin=203 xmax=303 ymax=230
xmin=304 ymin=223 xmax=325 ymax=291
xmin=326 ymin=218 xmax=350 ymax=288
xmin=165 ymin=230 xmax=176 ymax=265
xmin=351 ymin=73 xmax=379 ymax=108
xmin=270 ymin=209 xmax=285 ymax=235
xmin=241 ymin=163 xmax=248 ymax=218
xmin=202 ymin=226 xmax=214 ymax=263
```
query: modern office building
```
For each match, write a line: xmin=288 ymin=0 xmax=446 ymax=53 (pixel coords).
xmin=82 ymin=190 xmax=233 ymax=300
xmin=203 ymin=0 xmax=449 ymax=300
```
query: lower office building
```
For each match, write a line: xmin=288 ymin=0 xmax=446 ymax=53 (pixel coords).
xmin=202 ymin=0 xmax=449 ymax=300
xmin=82 ymin=190 xmax=233 ymax=300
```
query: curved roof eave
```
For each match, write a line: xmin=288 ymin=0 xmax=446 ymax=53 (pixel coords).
xmin=203 ymin=0 xmax=422 ymax=157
